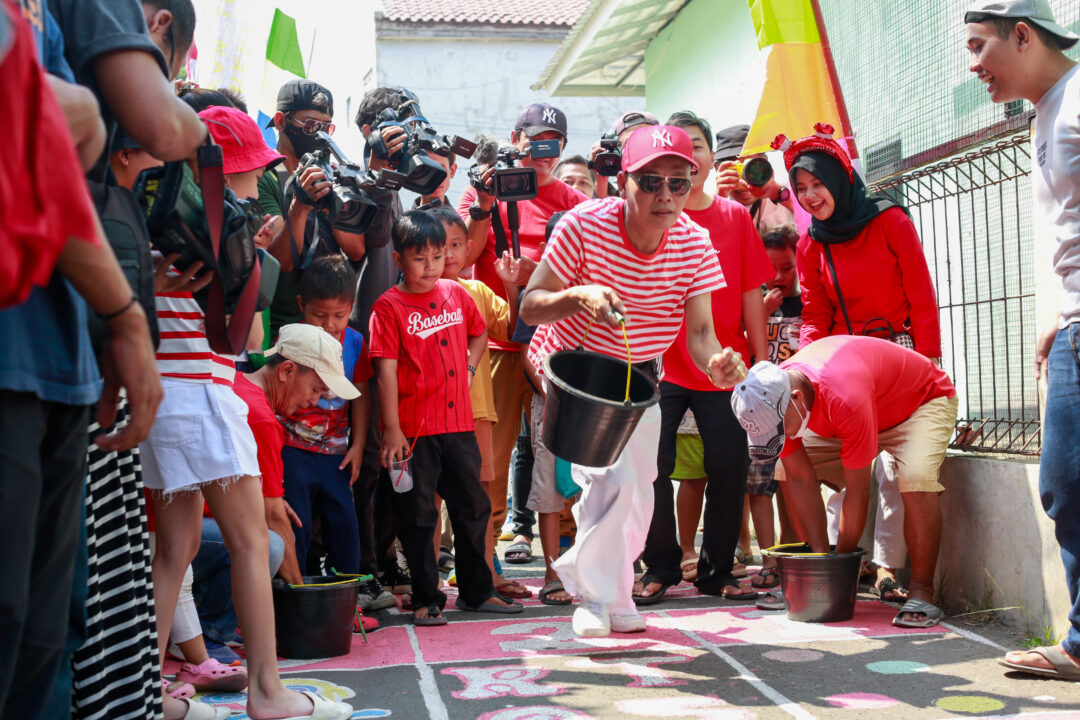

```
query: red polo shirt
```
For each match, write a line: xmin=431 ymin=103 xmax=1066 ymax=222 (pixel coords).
xmin=369 ymin=279 xmax=487 ymax=437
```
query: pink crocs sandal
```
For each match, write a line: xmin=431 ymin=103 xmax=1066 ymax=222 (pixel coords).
xmin=173 ymin=657 xmax=248 ymax=692
xmin=162 ymin=676 xmax=195 ymax=699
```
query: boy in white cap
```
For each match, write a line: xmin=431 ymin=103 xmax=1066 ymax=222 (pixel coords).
xmin=731 ymin=336 xmax=957 ymax=628
xmin=964 ymin=0 xmax=1080 ymax=680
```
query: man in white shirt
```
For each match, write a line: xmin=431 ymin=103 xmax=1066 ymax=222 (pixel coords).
xmin=965 ymin=0 xmax=1080 ymax=681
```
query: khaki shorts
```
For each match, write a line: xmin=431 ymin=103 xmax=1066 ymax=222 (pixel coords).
xmin=799 ymin=395 xmax=958 ymax=493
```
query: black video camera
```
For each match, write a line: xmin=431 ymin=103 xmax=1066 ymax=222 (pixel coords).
xmin=468 ymin=145 xmax=538 ymax=202
xmin=134 ymin=160 xmax=279 ymax=314
xmin=367 ymin=89 xmax=477 ymax=195
xmin=296 ymin=131 xmax=379 ymax=235
xmin=587 ymin=131 xmax=621 ymax=177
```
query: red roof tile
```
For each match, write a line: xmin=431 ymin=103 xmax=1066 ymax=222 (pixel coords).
xmin=381 ymin=0 xmax=590 ymax=27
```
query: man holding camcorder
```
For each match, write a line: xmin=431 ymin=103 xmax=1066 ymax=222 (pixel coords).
xmin=258 ymin=79 xmax=368 ymax=338
xmin=457 ymin=102 xmax=589 ymax=562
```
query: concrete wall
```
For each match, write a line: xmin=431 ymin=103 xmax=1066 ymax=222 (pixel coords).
xmin=375 ymin=26 xmax=643 ymax=204
xmin=936 ymin=455 xmax=1070 ymax=638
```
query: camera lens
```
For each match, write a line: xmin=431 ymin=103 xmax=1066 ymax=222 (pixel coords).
xmin=743 ymin=157 xmax=774 ymax=187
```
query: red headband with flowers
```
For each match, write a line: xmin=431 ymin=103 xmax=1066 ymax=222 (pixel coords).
xmin=771 ymin=123 xmax=854 ymax=182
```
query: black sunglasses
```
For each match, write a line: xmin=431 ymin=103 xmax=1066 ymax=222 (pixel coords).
xmin=288 ymin=116 xmax=333 ymax=136
xmin=629 ymin=172 xmax=692 ymax=196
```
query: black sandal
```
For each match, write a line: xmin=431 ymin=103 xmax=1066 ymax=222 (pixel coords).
xmin=632 ymin=573 xmax=674 ymax=606
xmin=874 ymin=576 xmax=909 ymax=603
xmin=413 ymin=603 xmax=447 ymax=626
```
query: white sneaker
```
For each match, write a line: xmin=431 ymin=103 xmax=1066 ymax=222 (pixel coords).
xmin=572 ymin=601 xmax=611 ymax=637
xmin=610 ymin=609 xmax=646 ymax=633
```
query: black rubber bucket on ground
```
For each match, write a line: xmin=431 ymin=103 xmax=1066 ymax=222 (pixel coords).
xmin=272 ymin=575 xmax=360 ymax=659
xmin=763 ymin=543 xmax=866 ymax=623
xmin=542 ymin=349 xmax=659 ymax=467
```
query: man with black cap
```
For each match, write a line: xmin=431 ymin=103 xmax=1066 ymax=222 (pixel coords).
xmin=258 ymin=78 xmax=367 ymax=337
xmin=964 ymin=0 xmax=1080 ymax=681
xmin=713 ymin=124 xmax=794 ymax=237
xmin=458 ymin=102 xmax=589 ymax=563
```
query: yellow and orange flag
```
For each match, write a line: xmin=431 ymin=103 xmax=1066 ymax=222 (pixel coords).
xmin=742 ymin=0 xmax=855 ymax=158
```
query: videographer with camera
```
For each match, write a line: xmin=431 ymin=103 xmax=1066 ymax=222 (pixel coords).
xmin=257 ymin=79 xmax=369 ymax=339
xmin=713 ymin=124 xmax=795 ymax=237
xmin=457 ymin=102 xmax=588 ymax=563
xmin=589 ymin=109 xmax=659 ymax=200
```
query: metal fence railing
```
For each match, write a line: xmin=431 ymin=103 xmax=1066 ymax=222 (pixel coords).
xmin=871 ymin=132 xmax=1041 ymax=456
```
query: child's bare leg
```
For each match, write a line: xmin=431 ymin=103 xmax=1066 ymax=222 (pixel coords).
xmin=203 ymin=477 xmax=313 ymax=719
xmin=175 ymin=636 xmax=209 ymax=664
xmin=539 ymin=511 xmax=571 ymax=601
xmin=151 ymin=491 xmax=206 ymax=719
xmin=775 ymin=468 xmax=799 ymax=545
xmin=675 ymin=477 xmax=706 ymax=563
xmin=739 ymin=495 xmax=753 ymax=560
xmin=748 ymin=494 xmax=777 ymax=567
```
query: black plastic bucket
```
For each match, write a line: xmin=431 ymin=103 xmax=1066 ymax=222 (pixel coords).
xmin=763 ymin=543 xmax=866 ymax=623
xmin=272 ymin=575 xmax=360 ymax=659
xmin=542 ymin=349 xmax=659 ymax=467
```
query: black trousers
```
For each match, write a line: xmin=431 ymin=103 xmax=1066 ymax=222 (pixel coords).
xmin=392 ymin=431 xmax=495 ymax=608
xmin=509 ymin=413 xmax=535 ymax=538
xmin=0 ymin=391 xmax=88 ymax=720
xmin=643 ymin=382 xmax=749 ymax=593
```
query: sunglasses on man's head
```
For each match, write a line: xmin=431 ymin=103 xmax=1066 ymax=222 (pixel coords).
xmin=629 ymin=173 xmax=692 ymax=196
xmin=288 ymin=116 xmax=333 ymax=136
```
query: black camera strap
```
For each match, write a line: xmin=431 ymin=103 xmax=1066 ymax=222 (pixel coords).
xmin=490 ymin=201 xmax=509 ymax=258
xmin=199 ymin=141 xmax=262 ymax=355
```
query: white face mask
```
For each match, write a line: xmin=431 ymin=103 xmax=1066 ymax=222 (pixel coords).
xmin=790 ymin=395 xmax=811 ymax=439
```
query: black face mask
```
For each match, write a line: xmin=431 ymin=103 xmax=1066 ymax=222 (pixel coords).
xmin=282 ymin=122 xmax=320 ymax=158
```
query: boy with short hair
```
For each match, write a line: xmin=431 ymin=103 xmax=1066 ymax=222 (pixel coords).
xmin=431 ymin=206 xmax=531 ymax=599
xmin=370 ymin=210 xmax=523 ymax=625
xmin=964 ymin=0 xmax=1080 ymax=679
xmin=279 ymin=256 xmax=377 ymax=590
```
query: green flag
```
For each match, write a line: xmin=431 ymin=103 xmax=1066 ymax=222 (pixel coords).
xmin=266 ymin=8 xmax=306 ymax=77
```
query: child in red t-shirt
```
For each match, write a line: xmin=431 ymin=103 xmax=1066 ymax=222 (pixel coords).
xmin=278 ymin=256 xmax=372 ymax=577
xmin=369 ymin=211 xmax=523 ymax=625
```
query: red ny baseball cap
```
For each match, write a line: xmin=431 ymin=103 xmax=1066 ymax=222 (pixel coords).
xmin=621 ymin=124 xmax=698 ymax=173
xmin=198 ymin=106 xmax=285 ymax=175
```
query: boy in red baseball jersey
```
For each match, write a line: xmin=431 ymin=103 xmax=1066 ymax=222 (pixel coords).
xmin=369 ymin=211 xmax=523 ymax=625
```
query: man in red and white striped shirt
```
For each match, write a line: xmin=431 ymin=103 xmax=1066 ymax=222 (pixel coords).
xmin=521 ymin=125 xmax=747 ymax=637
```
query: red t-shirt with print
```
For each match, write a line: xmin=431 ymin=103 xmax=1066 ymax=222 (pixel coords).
xmin=663 ymin=196 xmax=774 ymax=391
xmin=369 ymin=279 xmax=487 ymax=437
xmin=458 ymin=178 xmax=588 ymax=352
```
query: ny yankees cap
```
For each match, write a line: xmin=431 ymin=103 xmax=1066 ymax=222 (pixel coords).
xmin=965 ymin=0 xmax=1078 ymax=48
xmin=622 ymin=124 xmax=698 ymax=173
xmin=515 ymin=102 xmax=568 ymax=140
xmin=265 ymin=324 xmax=360 ymax=400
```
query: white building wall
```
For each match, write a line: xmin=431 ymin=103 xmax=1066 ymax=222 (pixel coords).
xmin=375 ymin=31 xmax=643 ymax=205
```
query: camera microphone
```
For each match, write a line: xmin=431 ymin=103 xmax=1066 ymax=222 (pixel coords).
xmin=473 ymin=133 xmax=501 ymax=166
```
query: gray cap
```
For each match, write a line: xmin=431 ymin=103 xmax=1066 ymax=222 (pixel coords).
xmin=730 ymin=362 xmax=791 ymax=461
xmin=714 ymin=124 xmax=750 ymax=164
xmin=965 ymin=0 xmax=1078 ymax=48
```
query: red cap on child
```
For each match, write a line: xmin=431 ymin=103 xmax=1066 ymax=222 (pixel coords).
xmin=198 ymin=106 xmax=285 ymax=175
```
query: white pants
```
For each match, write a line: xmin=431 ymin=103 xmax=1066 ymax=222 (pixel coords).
xmin=825 ymin=452 xmax=908 ymax=569
xmin=553 ymin=404 xmax=661 ymax=614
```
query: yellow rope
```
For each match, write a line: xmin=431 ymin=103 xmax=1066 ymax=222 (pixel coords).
xmin=581 ymin=314 xmax=633 ymax=403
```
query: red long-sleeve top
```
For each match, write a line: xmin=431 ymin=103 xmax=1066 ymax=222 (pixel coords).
xmin=797 ymin=207 xmax=941 ymax=358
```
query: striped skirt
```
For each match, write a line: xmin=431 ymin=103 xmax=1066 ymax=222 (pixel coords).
xmin=72 ymin=401 xmax=160 ymax=720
